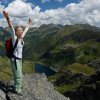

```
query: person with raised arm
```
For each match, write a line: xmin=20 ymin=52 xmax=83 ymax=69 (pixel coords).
xmin=3 ymin=10 xmax=32 ymax=96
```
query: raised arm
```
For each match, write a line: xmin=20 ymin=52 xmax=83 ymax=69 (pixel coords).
xmin=3 ymin=10 xmax=15 ymax=34
xmin=3 ymin=11 xmax=16 ymax=45
xmin=22 ymin=18 xmax=32 ymax=38
xmin=3 ymin=11 xmax=12 ymax=28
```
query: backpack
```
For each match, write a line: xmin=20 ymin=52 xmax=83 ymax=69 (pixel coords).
xmin=5 ymin=38 xmax=18 ymax=58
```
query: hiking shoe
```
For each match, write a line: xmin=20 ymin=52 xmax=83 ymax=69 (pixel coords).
xmin=7 ymin=85 xmax=15 ymax=93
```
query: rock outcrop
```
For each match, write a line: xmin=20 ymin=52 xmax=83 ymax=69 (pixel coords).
xmin=64 ymin=71 xmax=100 ymax=100
xmin=87 ymin=58 xmax=100 ymax=70
xmin=64 ymin=82 xmax=100 ymax=100
xmin=0 ymin=73 xmax=70 ymax=100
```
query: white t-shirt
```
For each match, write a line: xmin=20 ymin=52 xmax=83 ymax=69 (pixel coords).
xmin=11 ymin=25 xmax=29 ymax=59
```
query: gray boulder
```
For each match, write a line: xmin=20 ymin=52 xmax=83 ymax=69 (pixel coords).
xmin=0 ymin=90 xmax=6 ymax=100
xmin=0 ymin=73 xmax=70 ymax=100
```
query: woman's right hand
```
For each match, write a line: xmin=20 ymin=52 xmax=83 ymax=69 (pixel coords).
xmin=3 ymin=11 xmax=9 ymax=19
xmin=3 ymin=10 xmax=12 ymax=27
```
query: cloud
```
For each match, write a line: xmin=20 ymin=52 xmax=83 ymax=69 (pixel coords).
xmin=31 ymin=0 xmax=100 ymax=27
xmin=3 ymin=0 xmax=33 ymax=25
xmin=5 ymin=0 xmax=33 ymax=15
xmin=0 ymin=0 xmax=100 ymax=28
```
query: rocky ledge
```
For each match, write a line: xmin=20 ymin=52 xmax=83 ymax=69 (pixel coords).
xmin=0 ymin=73 xmax=70 ymax=100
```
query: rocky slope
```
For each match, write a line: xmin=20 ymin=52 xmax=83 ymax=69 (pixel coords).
xmin=63 ymin=70 xmax=100 ymax=100
xmin=0 ymin=73 xmax=70 ymax=100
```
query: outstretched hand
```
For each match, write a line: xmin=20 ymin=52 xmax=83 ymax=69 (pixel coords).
xmin=28 ymin=18 xmax=32 ymax=25
xmin=3 ymin=11 xmax=9 ymax=19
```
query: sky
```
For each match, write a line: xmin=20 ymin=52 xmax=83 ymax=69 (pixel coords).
xmin=0 ymin=0 xmax=100 ymax=27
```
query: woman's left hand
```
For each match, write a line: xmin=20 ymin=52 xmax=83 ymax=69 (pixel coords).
xmin=29 ymin=18 xmax=32 ymax=25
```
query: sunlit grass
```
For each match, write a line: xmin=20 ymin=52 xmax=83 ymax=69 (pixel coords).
xmin=63 ymin=63 xmax=95 ymax=76
xmin=0 ymin=56 xmax=34 ymax=82
xmin=55 ymin=81 xmax=81 ymax=94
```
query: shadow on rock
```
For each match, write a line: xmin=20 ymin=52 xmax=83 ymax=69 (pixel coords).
xmin=0 ymin=81 xmax=15 ymax=100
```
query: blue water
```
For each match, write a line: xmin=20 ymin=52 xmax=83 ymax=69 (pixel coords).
xmin=35 ymin=64 xmax=56 ymax=76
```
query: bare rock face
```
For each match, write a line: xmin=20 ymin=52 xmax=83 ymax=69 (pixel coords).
xmin=0 ymin=73 xmax=70 ymax=100
xmin=0 ymin=90 xmax=6 ymax=100
xmin=0 ymin=81 xmax=7 ymax=100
